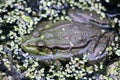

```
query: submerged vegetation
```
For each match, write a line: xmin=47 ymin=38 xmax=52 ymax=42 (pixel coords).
xmin=0 ymin=0 xmax=120 ymax=80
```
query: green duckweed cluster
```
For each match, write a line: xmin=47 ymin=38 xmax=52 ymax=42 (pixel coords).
xmin=0 ymin=0 xmax=120 ymax=80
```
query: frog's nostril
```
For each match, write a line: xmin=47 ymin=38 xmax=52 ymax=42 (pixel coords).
xmin=32 ymin=30 xmax=40 ymax=37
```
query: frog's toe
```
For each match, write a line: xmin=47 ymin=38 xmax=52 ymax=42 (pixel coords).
xmin=87 ymin=52 xmax=108 ymax=62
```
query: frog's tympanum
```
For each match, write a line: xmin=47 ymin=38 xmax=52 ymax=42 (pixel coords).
xmin=21 ymin=9 xmax=115 ymax=65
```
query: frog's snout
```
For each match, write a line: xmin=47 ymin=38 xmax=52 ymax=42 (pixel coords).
xmin=21 ymin=40 xmax=45 ymax=55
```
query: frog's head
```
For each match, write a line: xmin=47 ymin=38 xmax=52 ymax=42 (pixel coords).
xmin=21 ymin=31 xmax=45 ymax=55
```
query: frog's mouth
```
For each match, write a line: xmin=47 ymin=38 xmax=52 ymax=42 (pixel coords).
xmin=21 ymin=36 xmax=45 ymax=55
xmin=21 ymin=42 xmax=38 ymax=55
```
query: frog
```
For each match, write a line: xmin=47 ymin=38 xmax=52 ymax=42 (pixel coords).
xmin=21 ymin=9 xmax=115 ymax=64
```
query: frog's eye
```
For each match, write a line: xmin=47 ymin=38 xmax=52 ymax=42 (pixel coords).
xmin=36 ymin=40 xmax=44 ymax=47
xmin=32 ymin=30 xmax=40 ymax=37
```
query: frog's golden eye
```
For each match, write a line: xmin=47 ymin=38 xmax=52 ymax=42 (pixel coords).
xmin=32 ymin=30 xmax=40 ymax=38
xmin=36 ymin=40 xmax=44 ymax=47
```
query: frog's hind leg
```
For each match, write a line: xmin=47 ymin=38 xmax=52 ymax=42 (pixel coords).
xmin=87 ymin=35 xmax=109 ymax=62
xmin=78 ymin=38 xmax=98 ymax=55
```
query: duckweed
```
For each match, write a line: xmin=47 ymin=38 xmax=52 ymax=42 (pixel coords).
xmin=0 ymin=0 xmax=119 ymax=80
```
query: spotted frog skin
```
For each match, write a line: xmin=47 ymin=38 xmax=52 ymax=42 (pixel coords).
xmin=21 ymin=9 xmax=115 ymax=62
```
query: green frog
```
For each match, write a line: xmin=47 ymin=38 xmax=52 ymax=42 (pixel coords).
xmin=21 ymin=9 xmax=115 ymax=64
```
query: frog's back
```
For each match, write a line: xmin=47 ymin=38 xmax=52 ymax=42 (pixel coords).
xmin=40 ymin=21 xmax=104 ymax=48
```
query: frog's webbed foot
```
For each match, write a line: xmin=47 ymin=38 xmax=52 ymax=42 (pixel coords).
xmin=87 ymin=34 xmax=110 ymax=62
xmin=87 ymin=51 xmax=108 ymax=62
